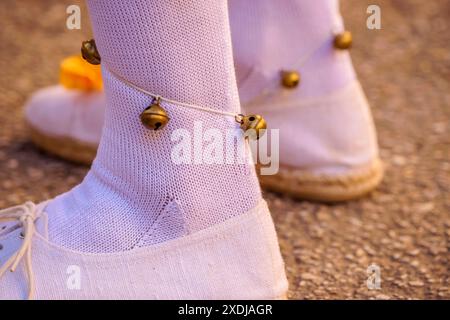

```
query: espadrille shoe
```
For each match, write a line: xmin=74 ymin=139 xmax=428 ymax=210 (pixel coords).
xmin=24 ymin=56 xmax=104 ymax=165
xmin=25 ymin=85 xmax=104 ymax=165
xmin=229 ymin=0 xmax=383 ymax=202
xmin=248 ymin=81 xmax=383 ymax=202
xmin=0 ymin=201 xmax=288 ymax=300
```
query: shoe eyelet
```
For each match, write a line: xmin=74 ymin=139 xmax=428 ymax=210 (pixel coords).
xmin=19 ymin=232 xmax=25 ymax=239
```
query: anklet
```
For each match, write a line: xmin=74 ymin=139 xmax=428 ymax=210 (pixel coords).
xmin=280 ymin=28 xmax=352 ymax=89
xmin=81 ymin=39 xmax=266 ymax=139
xmin=109 ymin=68 xmax=266 ymax=139
xmin=237 ymin=28 xmax=352 ymax=100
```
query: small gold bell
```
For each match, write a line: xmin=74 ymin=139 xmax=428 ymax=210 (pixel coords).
xmin=334 ymin=31 xmax=352 ymax=50
xmin=281 ymin=70 xmax=301 ymax=89
xmin=81 ymin=39 xmax=101 ymax=65
xmin=239 ymin=114 xmax=267 ymax=140
xmin=140 ymin=98 xmax=170 ymax=130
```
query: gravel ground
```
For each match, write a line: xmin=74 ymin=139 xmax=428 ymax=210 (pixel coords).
xmin=0 ymin=0 xmax=448 ymax=299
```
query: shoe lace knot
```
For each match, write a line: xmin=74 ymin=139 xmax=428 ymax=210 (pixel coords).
xmin=0 ymin=201 xmax=43 ymax=300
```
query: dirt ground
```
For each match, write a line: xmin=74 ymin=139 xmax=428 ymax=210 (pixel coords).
xmin=0 ymin=0 xmax=448 ymax=299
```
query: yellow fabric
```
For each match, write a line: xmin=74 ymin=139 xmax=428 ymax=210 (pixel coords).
xmin=59 ymin=55 xmax=103 ymax=91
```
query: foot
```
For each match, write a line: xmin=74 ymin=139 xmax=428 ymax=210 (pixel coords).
xmin=3 ymin=0 xmax=288 ymax=299
xmin=0 ymin=200 xmax=287 ymax=299
xmin=229 ymin=0 xmax=383 ymax=201
xmin=246 ymin=81 xmax=383 ymax=202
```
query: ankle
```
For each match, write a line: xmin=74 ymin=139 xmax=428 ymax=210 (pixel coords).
xmin=44 ymin=69 xmax=263 ymax=253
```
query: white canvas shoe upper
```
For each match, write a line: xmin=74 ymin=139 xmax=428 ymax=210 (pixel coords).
xmin=244 ymin=81 xmax=379 ymax=175
xmin=0 ymin=200 xmax=287 ymax=300
xmin=24 ymin=85 xmax=105 ymax=145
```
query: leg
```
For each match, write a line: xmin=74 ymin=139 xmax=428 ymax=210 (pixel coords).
xmin=0 ymin=0 xmax=288 ymax=299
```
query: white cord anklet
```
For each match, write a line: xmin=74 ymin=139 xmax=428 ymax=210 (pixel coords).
xmin=81 ymin=40 xmax=267 ymax=138
xmin=105 ymin=67 xmax=267 ymax=139
xmin=107 ymin=67 xmax=239 ymax=119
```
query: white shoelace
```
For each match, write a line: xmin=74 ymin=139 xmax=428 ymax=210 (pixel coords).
xmin=0 ymin=201 xmax=44 ymax=300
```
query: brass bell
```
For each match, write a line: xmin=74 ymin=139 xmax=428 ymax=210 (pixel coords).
xmin=81 ymin=39 xmax=101 ymax=65
xmin=239 ymin=114 xmax=267 ymax=140
xmin=140 ymin=98 xmax=170 ymax=130
xmin=334 ymin=31 xmax=352 ymax=50
xmin=281 ymin=70 xmax=300 ymax=89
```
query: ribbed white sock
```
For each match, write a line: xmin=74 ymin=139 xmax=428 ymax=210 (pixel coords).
xmin=45 ymin=0 xmax=262 ymax=253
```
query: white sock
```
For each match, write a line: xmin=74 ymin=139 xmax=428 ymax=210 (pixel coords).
xmin=229 ymin=0 xmax=357 ymax=104
xmin=45 ymin=0 xmax=262 ymax=253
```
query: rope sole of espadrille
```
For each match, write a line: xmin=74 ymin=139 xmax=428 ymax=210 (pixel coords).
xmin=28 ymin=123 xmax=97 ymax=166
xmin=257 ymin=158 xmax=384 ymax=202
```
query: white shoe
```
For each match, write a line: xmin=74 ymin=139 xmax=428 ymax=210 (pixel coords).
xmin=25 ymin=55 xmax=105 ymax=165
xmin=228 ymin=0 xmax=383 ymax=201
xmin=246 ymin=81 xmax=383 ymax=202
xmin=10 ymin=0 xmax=289 ymax=300
xmin=25 ymin=85 xmax=104 ymax=165
xmin=0 ymin=201 xmax=288 ymax=299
